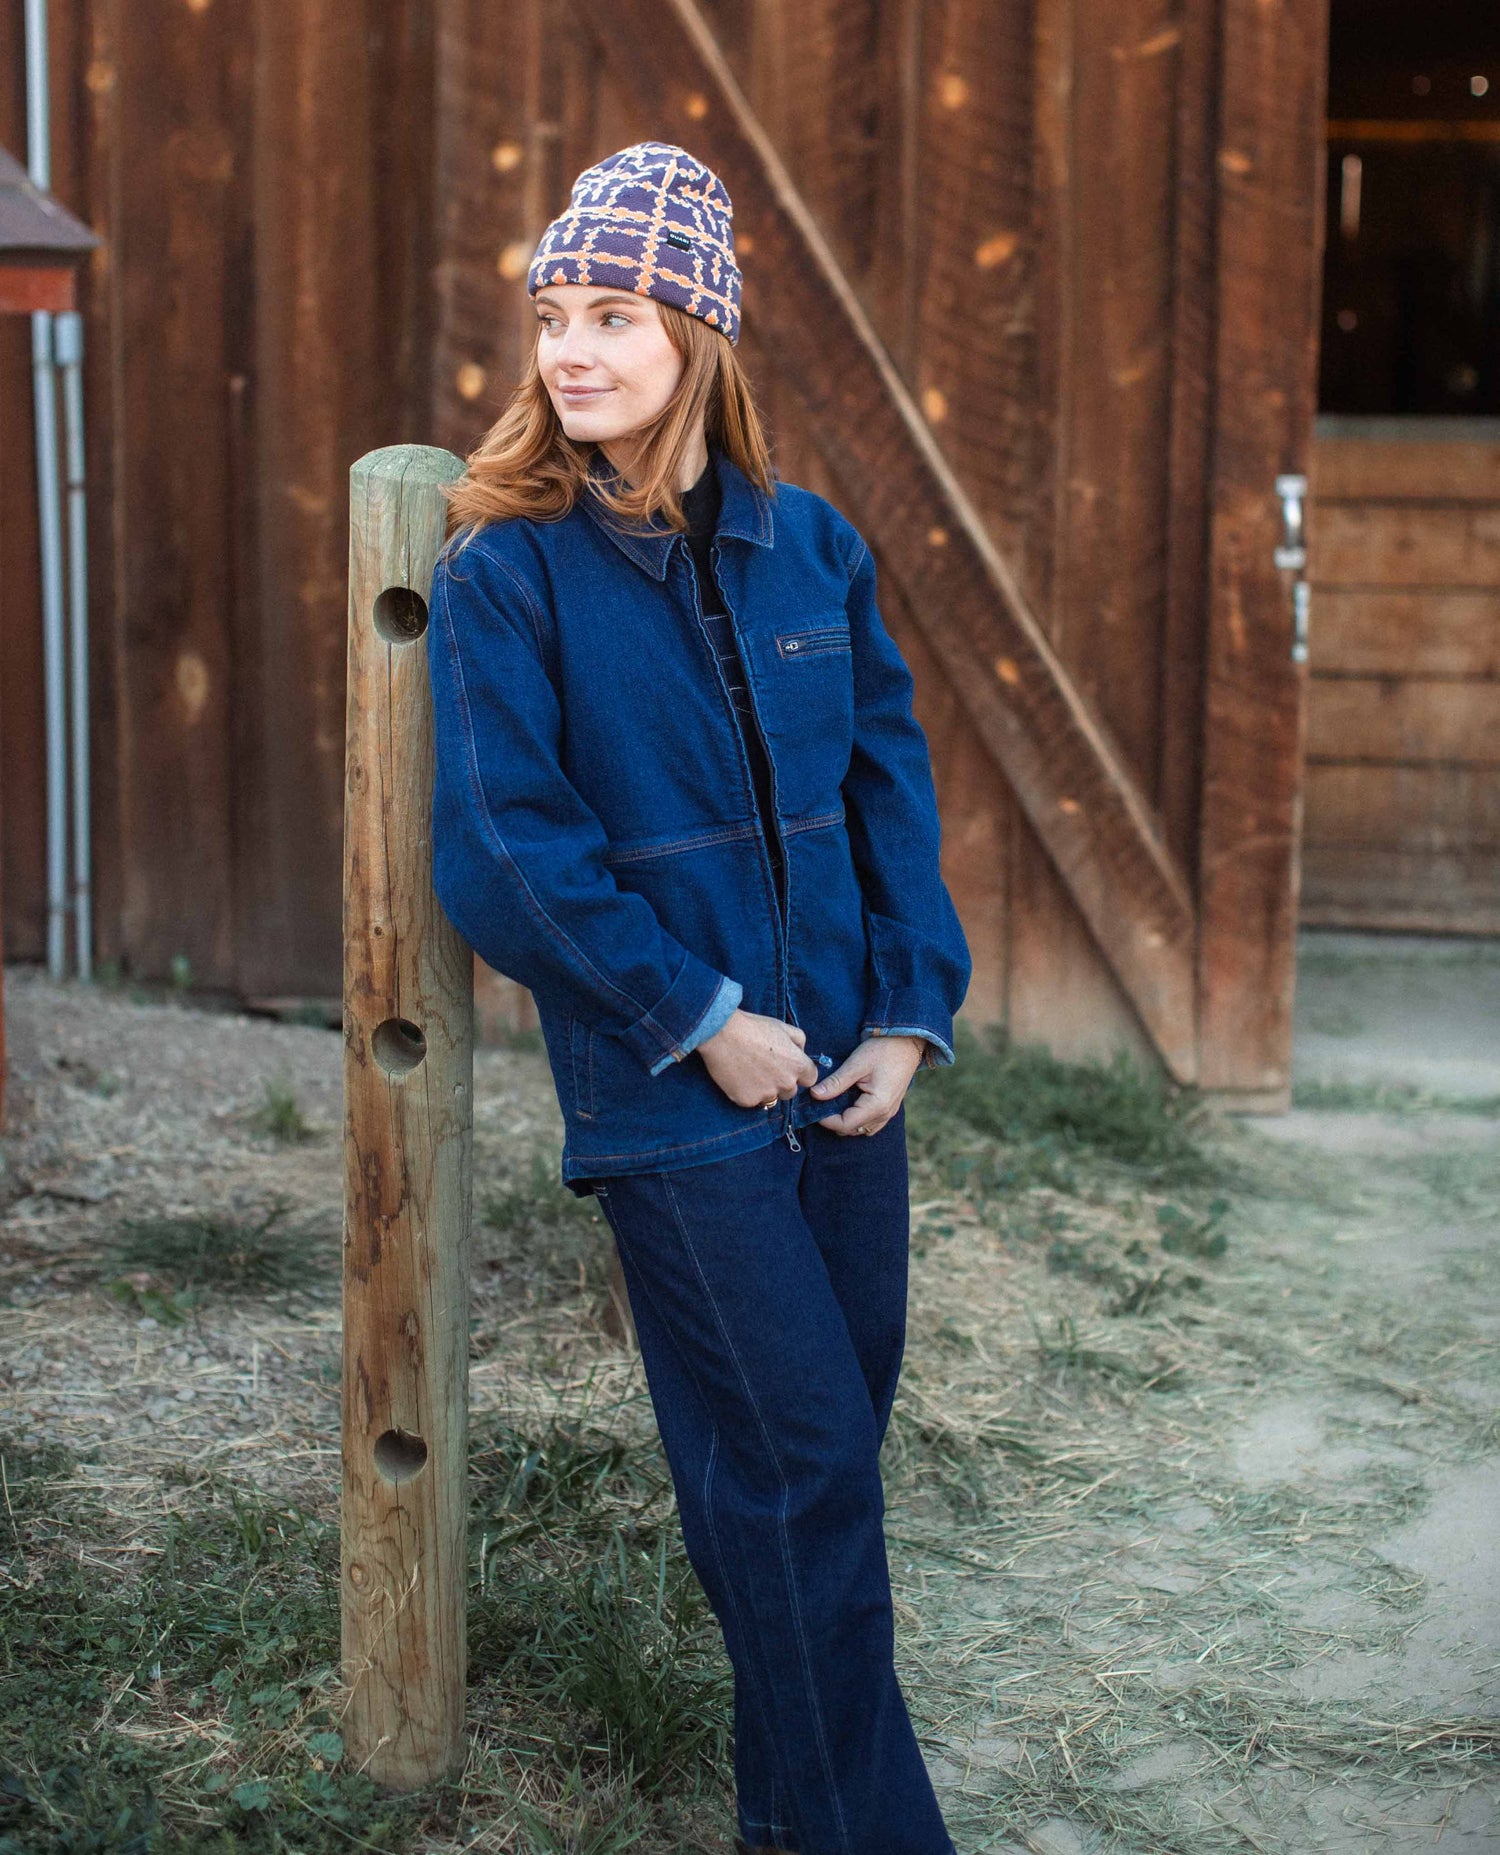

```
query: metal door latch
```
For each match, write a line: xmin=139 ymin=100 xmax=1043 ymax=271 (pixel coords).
xmin=1291 ymin=579 xmax=1310 ymax=665
xmin=1274 ymin=472 xmax=1308 ymax=572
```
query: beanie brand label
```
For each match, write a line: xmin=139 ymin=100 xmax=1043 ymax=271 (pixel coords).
xmin=664 ymin=229 xmax=693 ymax=250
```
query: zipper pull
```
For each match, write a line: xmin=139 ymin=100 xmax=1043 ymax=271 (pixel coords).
xmin=784 ymin=1118 xmax=802 ymax=1153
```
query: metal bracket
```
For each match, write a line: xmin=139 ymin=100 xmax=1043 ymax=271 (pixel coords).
xmin=1274 ymin=472 xmax=1308 ymax=572
xmin=1291 ymin=578 xmax=1310 ymax=665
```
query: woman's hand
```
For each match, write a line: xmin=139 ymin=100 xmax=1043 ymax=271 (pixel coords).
xmin=807 ymin=1035 xmax=925 ymax=1136
xmin=699 ymin=1008 xmax=820 ymax=1111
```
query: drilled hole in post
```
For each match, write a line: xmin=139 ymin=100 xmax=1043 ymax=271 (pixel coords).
xmin=373 ymin=586 xmax=428 ymax=644
xmin=373 ymin=1428 xmax=428 ymax=1484
xmin=371 ymin=1017 xmax=426 ymax=1076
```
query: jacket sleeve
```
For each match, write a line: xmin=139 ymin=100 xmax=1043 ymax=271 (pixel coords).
xmin=427 ymin=535 xmax=740 ymax=1076
xmin=840 ymin=530 xmax=973 ymax=1066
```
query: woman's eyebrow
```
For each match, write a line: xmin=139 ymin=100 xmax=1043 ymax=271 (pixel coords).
xmin=534 ymin=292 xmax=641 ymax=311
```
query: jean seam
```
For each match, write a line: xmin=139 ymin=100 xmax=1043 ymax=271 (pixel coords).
xmin=596 ymin=1192 xmax=787 ymax=1833
xmin=660 ymin=1168 xmax=853 ymax=1855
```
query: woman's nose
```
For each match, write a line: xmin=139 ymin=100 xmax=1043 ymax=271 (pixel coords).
xmin=553 ymin=325 xmax=594 ymax=371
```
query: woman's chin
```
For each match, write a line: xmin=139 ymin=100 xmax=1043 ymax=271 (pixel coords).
xmin=555 ymin=403 xmax=629 ymax=442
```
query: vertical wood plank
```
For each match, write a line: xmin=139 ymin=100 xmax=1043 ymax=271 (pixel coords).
xmin=1013 ymin=0 xmax=1185 ymax=1069
xmin=433 ymin=0 xmax=539 ymax=456
xmin=1196 ymin=0 xmax=1329 ymax=1096
xmin=1156 ymin=0 xmax=1219 ymax=875
xmin=245 ymin=0 xmax=388 ymax=996
xmin=111 ymin=0 xmax=248 ymax=986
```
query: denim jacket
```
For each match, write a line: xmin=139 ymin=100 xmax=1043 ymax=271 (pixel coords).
xmin=427 ymin=445 xmax=972 ymax=1194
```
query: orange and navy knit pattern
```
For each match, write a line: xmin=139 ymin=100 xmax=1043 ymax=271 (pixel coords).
xmin=526 ymin=142 xmax=743 ymax=344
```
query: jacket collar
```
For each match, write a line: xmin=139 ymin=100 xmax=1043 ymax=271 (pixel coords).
xmin=579 ymin=443 xmax=775 ymax=580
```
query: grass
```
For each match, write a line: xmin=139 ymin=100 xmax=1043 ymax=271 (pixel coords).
xmin=0 ymin=1405 xmax=733 ymax=1854
xmin=908 ymin=1021 xmax=1230 ymax=1192
xmin=1292 ymin=1075 xmax=1500 ymax=1115
xmin=244 ymin=1077 xmax=318 ymax=1144
xmin=6 ymin=1009 xmax=1499 ymax=1851
xmin=99 ymin=1196 xmax=338 ymax=1323
xmin=0 ymin=1441 xmax=416 ymax=1853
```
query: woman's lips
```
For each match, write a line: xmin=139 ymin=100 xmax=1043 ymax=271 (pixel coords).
xmin=559 ymin=386 xmax=611 ymax=401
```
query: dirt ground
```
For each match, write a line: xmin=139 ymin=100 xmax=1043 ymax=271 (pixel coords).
xmin=0 ymin=944 xmax=1496 ymax=1854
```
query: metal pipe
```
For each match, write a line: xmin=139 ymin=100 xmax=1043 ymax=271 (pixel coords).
xmin=26 ymin=0 xmax=92 ymax=983
xmin=57 ymin=310 xmax=92 ymax=980
xmin=26 ymin=0 xmax=72 ymax=979
xmin=30 ymin=311 xmax=68 ymax=979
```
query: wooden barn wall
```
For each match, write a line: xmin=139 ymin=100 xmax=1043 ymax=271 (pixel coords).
xmin=0 ymin=0 xmax=434 ymax=998
xmin=1304 ymin=425 xmax=1500 ymax=935
xmin=1 ymin=0 xmax=1324 ymax=1083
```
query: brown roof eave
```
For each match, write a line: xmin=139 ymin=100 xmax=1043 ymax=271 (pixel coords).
xmin=0 ymin=145 xmax=101 ymax=259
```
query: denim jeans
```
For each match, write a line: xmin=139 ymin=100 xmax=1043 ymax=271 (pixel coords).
xmin=590 ymin=1101 xmax=956 ymax=1855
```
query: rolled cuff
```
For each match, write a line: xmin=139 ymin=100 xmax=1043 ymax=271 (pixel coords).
xmin=648 ymin=974 xmax=744 ymax=1076
xmin=862 ymin=1021 xmax=955 ymax=1069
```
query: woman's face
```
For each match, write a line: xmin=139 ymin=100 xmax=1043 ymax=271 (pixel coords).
xmin=533 ymin=284 xmax=684 ymax=449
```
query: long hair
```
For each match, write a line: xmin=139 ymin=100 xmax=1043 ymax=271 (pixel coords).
xmin=440 ymin=299 xmax=775 ymax=550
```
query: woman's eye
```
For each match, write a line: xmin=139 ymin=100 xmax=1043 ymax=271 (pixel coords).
xmin=602 ymin=312 xmax=630 ymax=327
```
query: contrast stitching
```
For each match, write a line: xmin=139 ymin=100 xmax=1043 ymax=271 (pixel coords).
xmin=435 ymin=572 xmax=680 ymax=1065
xmin=781 ymin=807 xmax=845 ymax=837
xmin=595 ymin=1194 xmax=786 ymax=1831
xmin=565 ymin=1116 xmax=785 ymax=1167
xmin=602 ymin=809 xmax=842 ymax=864
xmin=602 ymin=820 xmax=763 ymax=864
xmin=661 ymin=1170 xmax=853 ymax=1855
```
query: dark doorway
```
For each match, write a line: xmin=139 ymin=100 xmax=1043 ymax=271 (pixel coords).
xmin=1321 ymin=0 xmax=1500 ymax=415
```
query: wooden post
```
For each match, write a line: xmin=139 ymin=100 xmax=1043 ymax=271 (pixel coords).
xmin=342 ymin=443 xmax=472 ymax=1788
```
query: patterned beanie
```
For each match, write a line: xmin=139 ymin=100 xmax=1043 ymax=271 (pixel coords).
xmin=526 ymin=141 xmax=743 ymax=345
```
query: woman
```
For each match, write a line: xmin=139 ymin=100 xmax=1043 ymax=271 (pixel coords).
xmin=428 ymin=141 xmax=971 ymax=1855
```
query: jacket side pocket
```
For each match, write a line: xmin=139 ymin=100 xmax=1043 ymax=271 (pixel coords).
xmin=567 ymin=1014 xmax=596 ymax=1120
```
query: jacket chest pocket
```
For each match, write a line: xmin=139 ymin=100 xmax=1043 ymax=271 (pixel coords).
xmin=775 ymin=622 xmax=851 ymax=660
xmin=568 ymin=1014 xmax=597 ymax=1120
xmin=757 ymin=617 xmax=855 ymax=815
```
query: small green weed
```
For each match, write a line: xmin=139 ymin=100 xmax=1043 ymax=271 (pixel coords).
xmin=245 ymin=1076 xmax=317 ymax=1143
xmin=1157 ymin=1196 xmax=1230 ymax=1259
xmin=102 ymin=1195 xmax=336 ymax=1310
xmin=1031 ymin=1313 xmax=1185 ymax=1391
xmin=1046 ymin=1231 xmax=1205 ymax=1317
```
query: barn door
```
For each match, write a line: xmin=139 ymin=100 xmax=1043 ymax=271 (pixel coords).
xmin=457 ymin=0 xmax=1330 ymax=1101
xmin=1195 ymin=0 xmax=1332 ymax=1097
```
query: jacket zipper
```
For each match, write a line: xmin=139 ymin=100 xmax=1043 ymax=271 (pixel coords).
xmin=699 ymin=539 xmax=802 ymax=1153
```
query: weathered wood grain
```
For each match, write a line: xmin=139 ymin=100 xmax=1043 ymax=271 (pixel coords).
xmin=1304 ymin=762 xmax=1500 ymax=850
xmin=342 ymin=445 xmax=473 ymax=1789
xmin=1304 ymin=434 xmax=1500 ymax=928
xmin=1310 ymin=503 xmax=1500 ymax=588
xmin=1300 ymin=844 xmax=1500 ymax=935
xmin=1195 ymin=0 xmax=1329 ymax=1098
xmin=1308 ymin=589 xmax=1500 ymax=678
xmin=248 ymin=0 xmax=390 ymax=998
xmin=1307 ymin=679 xmax=1500 ymax=766
xmin=1312 ymin=433 xmax=1500 ymax=503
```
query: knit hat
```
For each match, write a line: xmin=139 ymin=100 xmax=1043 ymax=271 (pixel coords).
xmin=526 ymin=142 xmax=743 ymax=344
